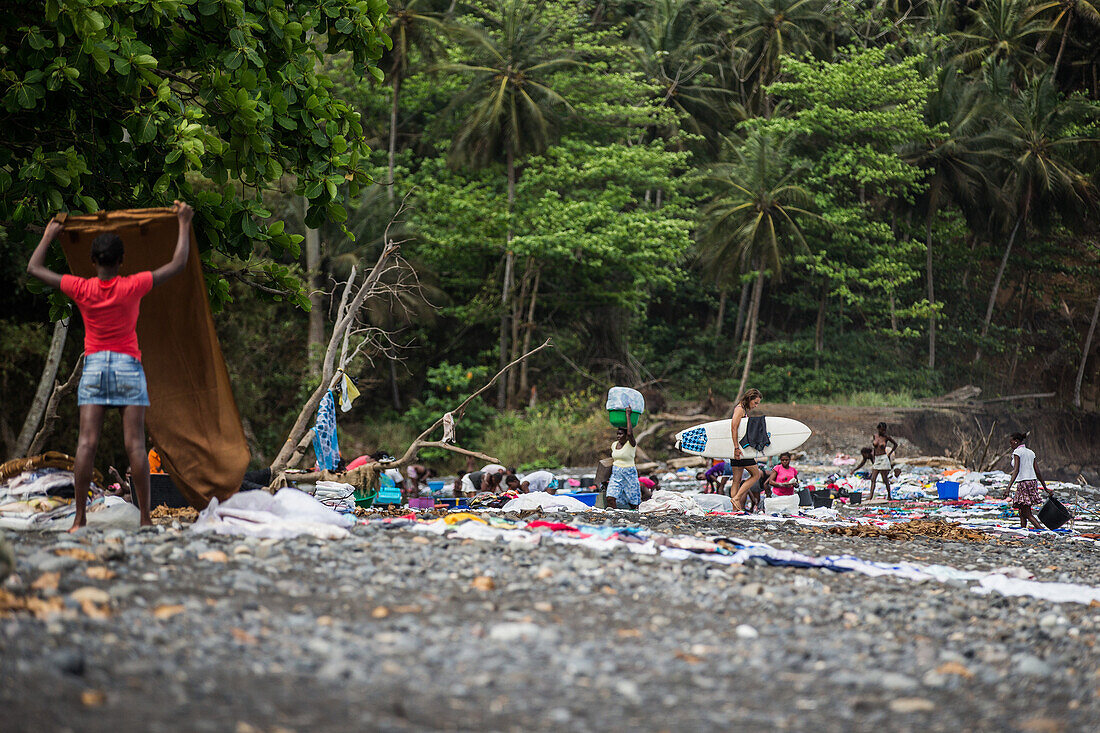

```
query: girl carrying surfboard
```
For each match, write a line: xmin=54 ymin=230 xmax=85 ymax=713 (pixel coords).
xmin=729 ymin=389 xmax=764 ymax=512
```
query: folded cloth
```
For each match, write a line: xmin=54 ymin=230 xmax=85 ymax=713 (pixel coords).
xmin=740 ymin=415 xmax=771 ymax=452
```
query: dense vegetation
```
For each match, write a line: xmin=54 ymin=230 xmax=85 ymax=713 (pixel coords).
xmin=3 ymin=0 xmax=1100 ymax=468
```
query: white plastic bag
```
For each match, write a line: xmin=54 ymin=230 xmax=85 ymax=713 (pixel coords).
xmin=605 ymin=386 xmax=645 ymax=413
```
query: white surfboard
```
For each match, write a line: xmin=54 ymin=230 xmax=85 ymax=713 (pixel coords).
xmin=675 ymin=416 xmax=812 ymax=459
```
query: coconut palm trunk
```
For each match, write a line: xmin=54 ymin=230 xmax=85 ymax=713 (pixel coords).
xmin=1074 ymin=289 xmax=1100 ymax=408
xmin=737 ymin=265 xmax=766 ymax=399
xmin=388 ymin=70 xmax=402 ymax=206
xmin=733 ymin=277 xmax=751 ymax=344
xmin=497 ymin=147 xmax=516 ymax=408
xmin=714 ymin=288 xmax=727 ymax=337
xmin=926 ymin=215 xmax=936 ymax=370
xmin=979 ymin=187 xmax=1031 ymax=360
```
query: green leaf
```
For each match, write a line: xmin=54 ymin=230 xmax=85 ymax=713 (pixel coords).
xmin=135 ymin=116 xmax=157 ymax=143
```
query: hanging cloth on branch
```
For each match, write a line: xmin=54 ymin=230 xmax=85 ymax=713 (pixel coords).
xmin=312 ymin=390 xmax=340 ymax=471
xmin=339 ymin=372 xmax=360 ymax=412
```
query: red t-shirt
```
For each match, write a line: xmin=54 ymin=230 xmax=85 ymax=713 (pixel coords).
xmin=60 ymin=272 xmax=153 ymax=360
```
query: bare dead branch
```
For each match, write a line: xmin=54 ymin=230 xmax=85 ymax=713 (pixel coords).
xmin=387 ymin=338 xmax=554 ymax=470
xmin=28 ymin=355 xmax=84 ymax=456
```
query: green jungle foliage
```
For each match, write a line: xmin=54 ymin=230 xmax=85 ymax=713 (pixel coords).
xmin=4 ymin=0 xmax=1100 ymax=469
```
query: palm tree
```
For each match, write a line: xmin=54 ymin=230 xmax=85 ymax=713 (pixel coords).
xmin=698 ymin=131 xmax=819 ymax=397
xmin=908 ymin=68 xmax=999 ymax=369
xmin=628 ymin=0 xmax=730 ymax=143
xmin=952 ymin=0 xmax=1050 ymax=84
xmin=1033 ymin=0 xmax=1100 ymax=78
xmin=443 ymin=0 xmax=577 ymax=407
xmin=734 ymin=0 xmax=828 ymax=114
xmin=383 ymin=0 xmax=449 ymax=206
xmin=978 ymin=74 xmax=1097 ymax=354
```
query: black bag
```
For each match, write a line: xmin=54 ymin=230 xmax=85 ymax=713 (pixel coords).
xmin=1038 ymin=495 xmax=1071 ymax=530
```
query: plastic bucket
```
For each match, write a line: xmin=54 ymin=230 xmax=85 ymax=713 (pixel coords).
xmin=1038 ymin=496 xmax=1071 ymax=530
xmin=797 ymin=488 xmax=812 ymax=506
xmin=608 ymin=409 xmax=641 ymax=428
xmin=847 ymin=491 xmax=862 ymax=506
xmin=563 ymin=492 xmax=599 ymax=507
xmin=408 ymin=497 xmax=435 ymax=509
xmin=936 ymin=480 xmax=960 ymax=500
xmin=427 ymin=480 xmax=444 ymax=493
xmin=811 ymin=489 xmax=833 ymax=508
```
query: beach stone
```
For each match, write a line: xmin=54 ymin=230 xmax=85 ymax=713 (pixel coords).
xmin=890 ymin=697 xmax=936 ymax=713
xmin=1014 ymin=654 xmax=1052 ymax=677
xmin=735 ymin=624 xmax=759 ymax=639
xmin=50 ymin=648 xmax=85 ymax=676
xmin=25 ymin=552 xmax=77 ymax=574
xmin=488 ymin=622 xmax=557 ymax=643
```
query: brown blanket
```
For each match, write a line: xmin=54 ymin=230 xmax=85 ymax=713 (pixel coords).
xmin=58 ymin=208 xmax=248 ymax=508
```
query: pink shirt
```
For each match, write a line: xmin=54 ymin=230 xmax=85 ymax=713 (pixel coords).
xmin=772 ymin=465 xmax=798 ymax=496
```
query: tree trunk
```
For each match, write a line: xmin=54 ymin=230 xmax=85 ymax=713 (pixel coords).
xmin=27 ymin=355 xmax=84 ymax=458
xmin=271 ymin=242 xmax=400 ymax=473
xmin=1007 ymin=271 xmax=1031 ymax=385
xmin=926 ymin=214 xmax=936 ymax=370
xmin=507 ymin=258 xmax=532 ymax=407
xmin=814 ymin=285 xmax=826 ymax=371
xmin=734 ymin=276 xmax=751 ymax=344
xmin=737 ymin=267 xmax=766 ymax=400
xmin=978 ymin=207 xmax=1026 ymax=361
xmin=889 ymin=292 xmax=897 ymax=332
xmin=497 ymin=148 xmax=516 ymax=409
xmin=1052 ymin=12 xmax=1072 ymax=79
xmin=960 ymin=234 xmax=978 ymax=289
xmin=518 ymin=266 xmax=541 ymax=400
xmin=387 ymin=70 xmax=402 ymax=206
xmin=305 ymin=198 xmax=324 ymax=377
xmin=12 ymin=319 xmax=69 ymax=459
xmin=389 ymin=359 xmax=402 ymax=410
xmin=714 ymin=287 xmax=728 ymax=337
xmin=1074 ymin=288 xmax=1100 ymax=408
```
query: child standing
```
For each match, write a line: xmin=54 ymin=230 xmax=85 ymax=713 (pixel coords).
xmin=1005 ymin=432 xmax=1053 ymax=531
xmin=606 ymin=408 xmax=640 ymax=510
xmin=868 ymin=422 xmax=898 ymax=501
xmin=27 ymin=202 xmax=194 ymax=531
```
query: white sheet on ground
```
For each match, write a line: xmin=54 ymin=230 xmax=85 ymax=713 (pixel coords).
xmin=689 ymin=493 xmax=733 ymax=512
xmin=192 ymin=488 xmax=354 ymax=539
xmin=501 ymin=491 xmax=590 ymax=512
xmin=764 ymin=494 xmax=800 ymax=515
xmin=973 ymin=573 xmax=1100 ymax=605
xmin=639 ymin=490 xmax=704 ymax=516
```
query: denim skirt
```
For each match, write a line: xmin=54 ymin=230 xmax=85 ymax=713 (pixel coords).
xmin=78 ymin=351 xmax=150 ymax=406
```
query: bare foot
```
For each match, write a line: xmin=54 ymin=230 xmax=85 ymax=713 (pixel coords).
xmin=140 ymin=514 xmax=153 ymax=527
xmin=67 ymin=517 xmax=87 ymax=533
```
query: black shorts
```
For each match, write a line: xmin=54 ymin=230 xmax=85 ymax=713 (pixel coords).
xmin=729 ymin=458 xmax=756 ymax=468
